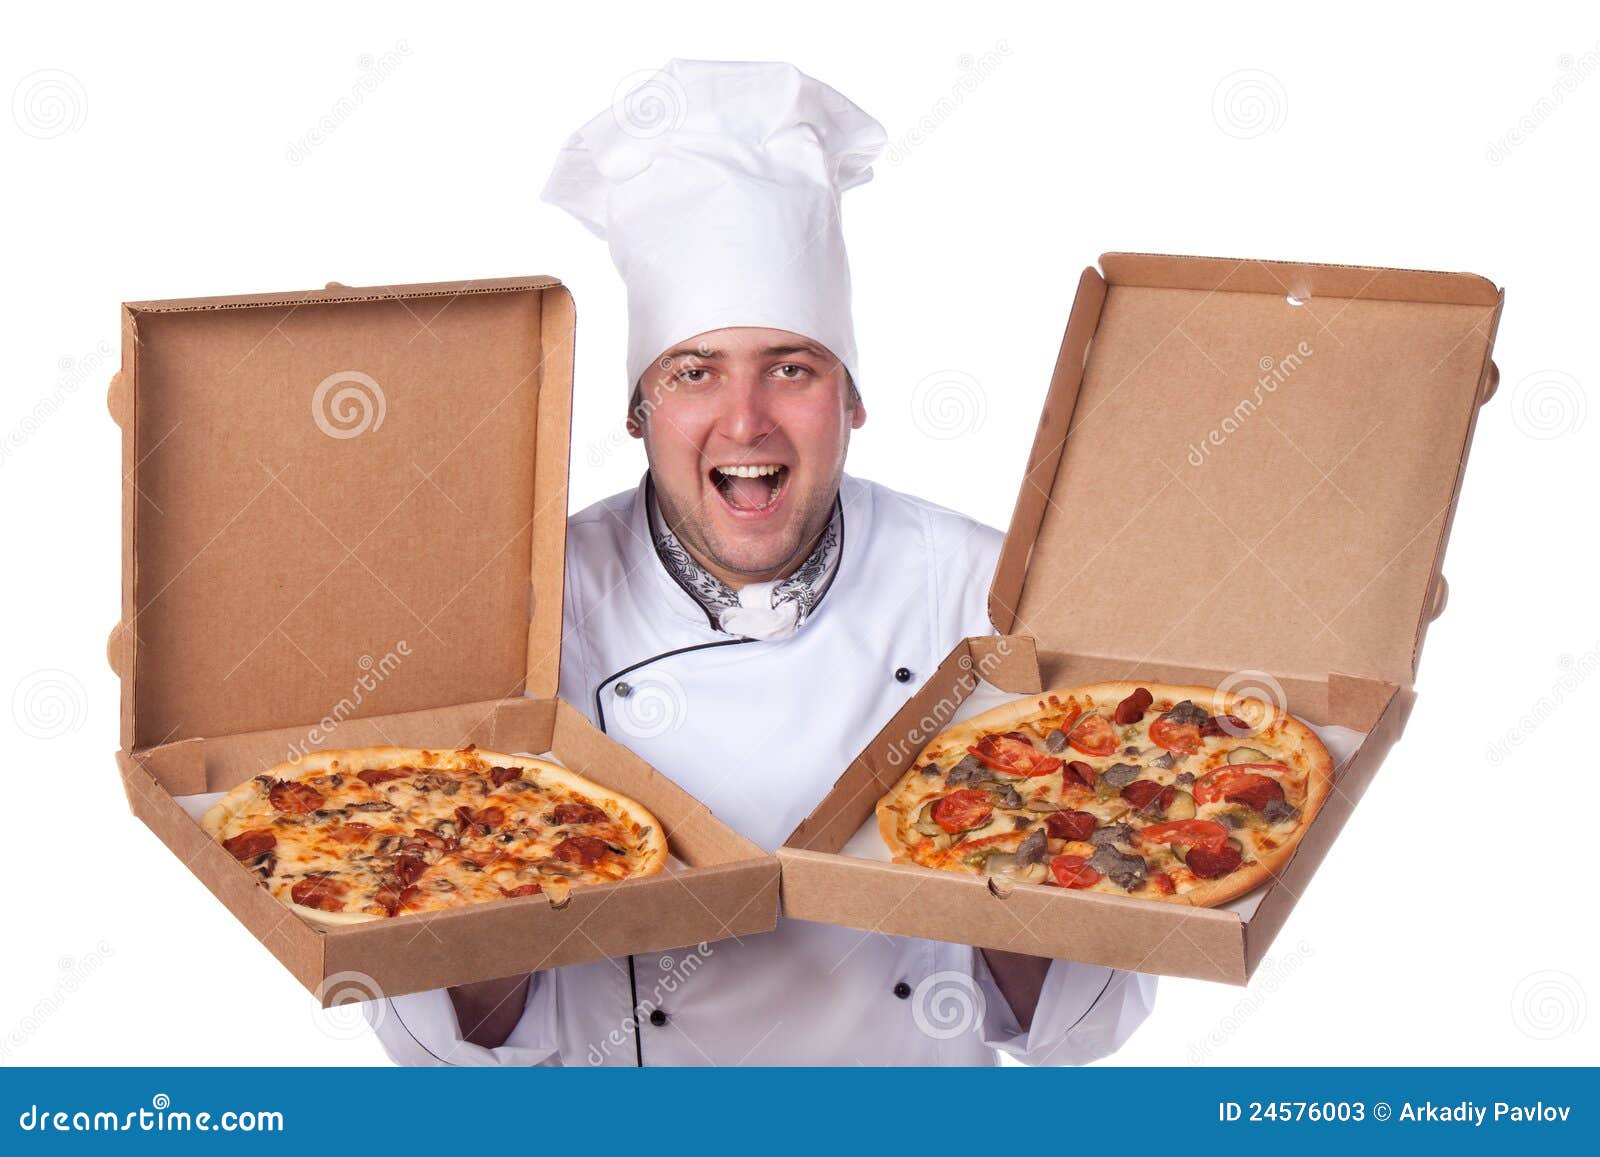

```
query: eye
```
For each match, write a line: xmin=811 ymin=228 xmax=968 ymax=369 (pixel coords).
xmin=677 ymin=367 xmax=711 ymax=385
xmin=773 ymin=363 xmax=811 ymax=381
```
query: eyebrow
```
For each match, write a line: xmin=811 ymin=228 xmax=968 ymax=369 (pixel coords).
xmin=759 ymin=343 xmax=830 ymax=360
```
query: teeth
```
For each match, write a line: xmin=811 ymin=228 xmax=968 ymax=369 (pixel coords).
xmin=714 ymin=464 xmax=784 ymax=478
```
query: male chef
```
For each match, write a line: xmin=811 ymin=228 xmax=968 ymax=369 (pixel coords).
xmin=366 ymin=59 xmax=1155 ymax=1065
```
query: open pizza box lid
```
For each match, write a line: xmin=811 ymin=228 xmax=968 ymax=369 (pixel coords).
xmin=988 ymin=252 xmax=1504 ymax=704
xmin=107 ymin=277 xmax=781 ymax=1002
xmin=779 ymin=252 xmax=1503 ymax=985
xmin=109 ymin=277 xmax=573 ymax=751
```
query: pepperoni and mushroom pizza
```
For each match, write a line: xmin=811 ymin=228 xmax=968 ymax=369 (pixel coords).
xmin=876 ymin=682 xmax=1333 ymax=907
xmin=201 ymin=746 xmax=668 ymax=925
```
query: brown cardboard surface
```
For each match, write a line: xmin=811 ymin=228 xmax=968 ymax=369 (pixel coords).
xmin=992 ymin=254 xmax=1503 ymax=689
xmin=114 ymin=277 xmax=573 ymax=752
xmin=785 ymin=253 xmax=1502 ymax=984
xmin=120 ymin=696 xmax=778 ymax=1003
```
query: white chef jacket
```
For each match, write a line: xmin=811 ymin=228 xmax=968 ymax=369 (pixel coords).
xmin=366 ymin=474 xmax=1156 ymax=1065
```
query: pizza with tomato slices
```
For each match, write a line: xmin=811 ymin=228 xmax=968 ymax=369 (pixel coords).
xmin=201 ymin=746 xmax=668 ymax=925
xmin=876 ymin=682 xmax=1333 ymax=907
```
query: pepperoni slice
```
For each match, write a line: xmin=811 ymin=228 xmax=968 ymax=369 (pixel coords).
xmin=1062 ymin=760 xmax=1097 ymax=789
xmin=967 ymin=733 xmax=1063 ymax=777
xmin=930 ymin=788 xmax=994 ymax=833
xmin=375 ymin=884 xmax=422 ymax=917
xmin=498 ymin=883 xmax=543 ymax=897
xmin=1113 ymin=687 xmax=1154 ymax=725
xmin=268 ymin=781 xmax=324 ymax=814
xmin=1193 ymin=766 xmax=1288 ymax=809
xmin=222 ymin=829 xmax=276 ymax=861
xmin=553 ymin=835 xmax=611 ymax=865
xmin=1201 ymin=714 xmax=1254 ymax=738
xmin=1045 ymin=809 xmax=1097 ymax=841
xmin=550 ymin=801 xmax=608 ymax=825
xmin=357 ymin=767 xmax=410 ymax=786
xmin=1049 ymin=854 xmax=1103 ymax=889
xmin=1067 ymin=713 xmax=1119 ymax=757
xmin=456 ymin=806 xmax=506 ymax=836
xmin=1120 ymin=780 xmax=1176 ymax=816
xmin=391 ymin=855 xmax=427 ymax=886
xmin=290 ymin=876 xmax=348 ymax=912
xmin=329 ymin=823 xmax=373 ymax=845
xmin=1185 ymin=844 xmax=1244 ymax=879
xmin=1152 ymin=872 xmax=1176 ymax=895
xmin=489 ymin=766 xmax=524 ymax=787
xmin=1148 ymin=716 xmax=1201 ymax=754
xmin=407 ymin=828 xmax=449 ymax=851
xmin=1136 ymin=819 xmax=1230 ymax=853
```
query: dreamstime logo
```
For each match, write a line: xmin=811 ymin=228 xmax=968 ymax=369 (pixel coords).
xmin=285 ymin=42 xmax=412 ymax=165
xmin=1486 ymin=644 xmax=1600 ymax=765
xmin=1508 ymin=369 xmax=1585 ymax=440
xmin=1187 ymin=342 xmax=1313 ymax=466
xmin=1211 ymin=70 xmax=1287 ymax=139
xmin=0 ymin=941 xmax=114 ymax=1061
xmin=885 ymin=43 xmax=1012 ymax=165
xmin=1210 ymin=669 xmax=1289 ymax=736
xmin=313 ymin=970 xmax=387 ymax=1040
xmin=1 ymin=339 xmax=114 ymax=467
xmin=910 ymin=370 xmax=986 ymax=441
xmin=884 ymin=638 xmax=1014 ymax=769
xmin=286 ymin=642 xmax=411 ymax=761
xmin=1487 ymin=44 xmax=1600 ymax=165
xmin=12 ymin=668 xmax=88 ymax=740
xmin=611 ymin=69 xmax=688 ymax=140
xmin=12 ymin=69 xmax=88 ymax=139
xmin=1510 ymin=970 xmax=1586 ymax=1041
xmin=611 ymin=670 xmax=688 ymax=740
xmin=312 ymin=370 xmax=386 ymax=439
xmin=1187 ymin=940 xmax=1313 ymax=1063
xmin=585 ymin=943 xmax=715 ymax=1065
xmin=911 ymin=971 xmax=986 ymax=1040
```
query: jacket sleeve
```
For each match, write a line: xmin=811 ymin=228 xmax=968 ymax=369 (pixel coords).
xmin=362 ymin=976 xmax=563 ymax=1067
xmin=971 ymin=951 xmax=1157 ymax=1065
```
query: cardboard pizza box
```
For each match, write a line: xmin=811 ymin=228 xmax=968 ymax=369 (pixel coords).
xmin=107 ymin=277 xmax=779 ymax=1005
xmin=779 ymin=253 xmax=1503 ymax=985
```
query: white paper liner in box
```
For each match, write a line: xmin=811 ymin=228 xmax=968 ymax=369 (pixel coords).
xmin=837 ymin=678 xmax=1368 ymax=919
xmin=176 ymin=750 xmax=691 ymax=873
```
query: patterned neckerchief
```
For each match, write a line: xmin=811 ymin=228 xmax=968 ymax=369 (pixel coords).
xmin=646 ymin=474 xmax=844 ymax=638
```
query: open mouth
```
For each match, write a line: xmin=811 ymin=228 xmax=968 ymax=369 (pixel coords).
xmin=709 ymin=463 xmax=790 ymax=514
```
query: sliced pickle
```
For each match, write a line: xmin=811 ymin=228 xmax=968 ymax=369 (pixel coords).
xmin=1228 ymin=836 xmax=1245 ymax=854
xmin=915 ymin=801 xmax=943 ymax=837
xmin=1227 ymin=746 xmax=1268 ymax=764
xmin=1165 ymin=790 xmax=1197 ymax=820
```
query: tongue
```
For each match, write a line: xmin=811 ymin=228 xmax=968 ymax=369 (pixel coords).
xmin=721 ymin=473 xmax=773 ymax=510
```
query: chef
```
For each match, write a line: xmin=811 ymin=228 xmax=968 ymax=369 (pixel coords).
xmin=365 ymin=59 xmax=1155 ymax=1066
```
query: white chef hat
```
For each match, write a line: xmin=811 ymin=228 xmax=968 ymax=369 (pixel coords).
xmin=542 ymin=59 xmax=887 ymax=394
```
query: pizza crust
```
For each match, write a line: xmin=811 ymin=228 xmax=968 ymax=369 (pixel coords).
xmin=203 ymin=746 xmax=669 ymax=926
xmin=876 ymin=681 xmax=1335 ymax=909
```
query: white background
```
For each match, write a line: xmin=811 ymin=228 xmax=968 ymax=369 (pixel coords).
xmin=3 ymin=0 xmax=1595 ymax=1066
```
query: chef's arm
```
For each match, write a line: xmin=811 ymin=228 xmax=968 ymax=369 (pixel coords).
xmin=979 ymin=949 xmax=1051 ymax=1029
xmin=448 ymin=975 xmax=531 ymax=1048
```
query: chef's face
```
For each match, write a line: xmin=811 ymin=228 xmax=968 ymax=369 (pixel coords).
xmin=630 ymin=327 xmax=866 ymax=585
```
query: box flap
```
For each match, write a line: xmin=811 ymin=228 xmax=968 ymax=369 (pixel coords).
xmin=991 ymin=253 xmax=1501 ymax=688
xmin=115 ymin=277 xmax=574 ymax=751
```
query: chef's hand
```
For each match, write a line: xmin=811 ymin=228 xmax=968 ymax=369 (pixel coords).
xmin=447 ymin=974 xmax=531 ymax=1048
xmin=980 ymin=949 xmax=1051 ymax=1030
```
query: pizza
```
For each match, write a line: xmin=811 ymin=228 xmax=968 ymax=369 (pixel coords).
xmin=876 ymin=682 xmax=1333 ymax=907
xmin=201 ymin=746 xmax=668 ymax=925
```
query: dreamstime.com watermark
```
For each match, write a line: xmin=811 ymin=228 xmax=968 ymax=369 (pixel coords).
xmin=1 ymin=340 xmax=114 ymax=468
xmin=286 ymin=42 xmax=412 ymax=165
xmin=1487 ymin=43 xmax=1600 ymax=166
xmin=1 ymin=942 xmax=114 ymax=1061
xmin=1485 ymin=643 xmax=1600 ymax=766
xmin=16 ymin=1094 xmax=283 ymax=1134
xmin=886 ymin=43 xmax=1012 ymax=165
xmin=1187 ymin=939 xmax=1314 ymax=1063
xmin=586 ymin=943 xmax=716 ymax=1064
xmin=910 ymin=369 xmax=986 ymax=441
xmin=1212 ymin=69 xmax=1287 ymax=139
xmin=286 ymin=642 xmax=411 ymax=761
xmin=1187 ymin=342 xmax=1314 ymax=466
xmin=884 ymin=638 xmax=1014 ymax=770
xmin=312 ymin=369 xmax=387 ymax=439
xmin=12 ymin=69 xmax=87 ymax=139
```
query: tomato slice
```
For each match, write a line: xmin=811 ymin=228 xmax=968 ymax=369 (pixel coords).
xmin=1193 ymin=766 xmax=1287 ymax=809
xmin=1067 ymin=713 xmax=1119 ymax=756
xmin=1136 ymin=819 xmax=1230 ymax=853
xmin=1049 ymin=854 xmax=1103 ymax=889
xmin=967 ymin=733 xmax=1063 ymax=777
xmin=931 ymin=788 xmax=994 ymax=833
xmin=1148 ymin=715 xmax=1201 ymax=754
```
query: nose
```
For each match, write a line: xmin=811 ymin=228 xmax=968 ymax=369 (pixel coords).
xmin=713 ymin=370 xmax=777 ymax=447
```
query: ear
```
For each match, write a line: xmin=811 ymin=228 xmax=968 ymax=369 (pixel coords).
xmin=850 ymin=398 xmax=867 ymax=430
xmin=625 ymin=412 xmax=645 ymax=439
